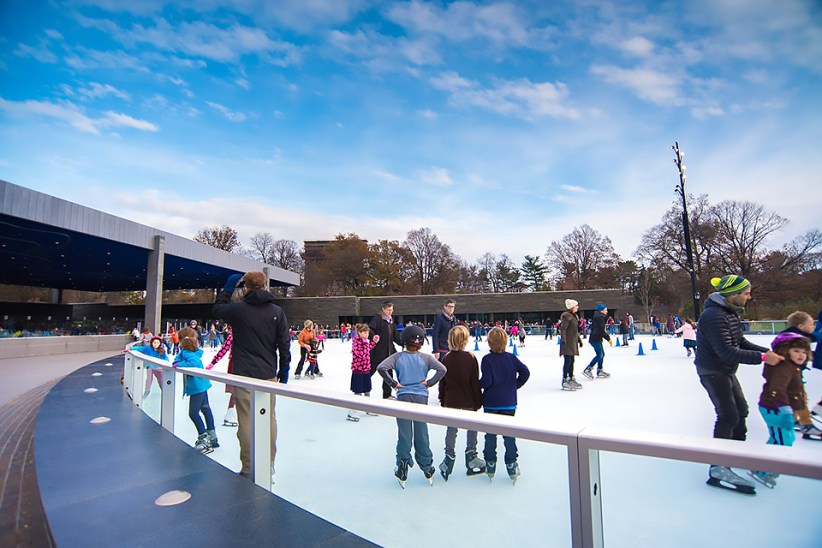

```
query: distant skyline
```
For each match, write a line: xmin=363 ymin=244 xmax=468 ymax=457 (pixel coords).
xmin=1 ymin=0 xmax=820 ymax=267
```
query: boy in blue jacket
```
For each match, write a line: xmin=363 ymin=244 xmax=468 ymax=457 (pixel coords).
xmin=480 ymin=326 xmax=530 ymax=483
xmin=377 ymin=325 xmax=446 ymax=488
xmin=173 ymin=327 xmax=218 ymax=454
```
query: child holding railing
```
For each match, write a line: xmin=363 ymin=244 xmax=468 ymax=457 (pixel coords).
xmin=173 ymin=327 xmax=218 ymax=454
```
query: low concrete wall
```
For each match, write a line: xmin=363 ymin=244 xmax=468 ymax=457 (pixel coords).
xmin=0 ymin=334 xmax=132 ymax=359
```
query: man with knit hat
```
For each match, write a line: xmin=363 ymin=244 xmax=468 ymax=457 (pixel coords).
xmin=695 ymin=274 xmax=783 ymax=494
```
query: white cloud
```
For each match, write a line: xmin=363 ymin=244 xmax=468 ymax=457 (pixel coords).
xmin=74 ymin=82 xmax=131 ymax=101
xmin=590 ymin=64 xmax=683 ymax=106
xmin=417 ymin=108 xmax=437 ymax=120
xmin=560 ymin=184 xmax=594 ymax=194
xmin=620 ymin=36 xmax=655 ymax=57
xmin=419 ymin=166 xmax=453 ymax=186
xmin=431 ymin=72 xmax=580 ymax=120
xmin=14 ymin=43 xmax=58 ymax=63
xmin=690 ymin=106 xmax=725 ymax=119
xmin=0 ymin=97 xmax=157 ymax=134
xmin=206 ymin=101 xmax=248 ymax=122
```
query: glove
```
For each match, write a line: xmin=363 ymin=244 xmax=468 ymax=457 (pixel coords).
xmin=608 ymin=339 xmax=614 ymax=346
xmin=223 ymin=273 xmax=242 ymax=293
xmin=277 ymin=365 xmax=289 ymax=384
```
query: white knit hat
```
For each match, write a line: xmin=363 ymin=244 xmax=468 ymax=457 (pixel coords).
xmin=565 ymin=299 xmax=579 ymax=309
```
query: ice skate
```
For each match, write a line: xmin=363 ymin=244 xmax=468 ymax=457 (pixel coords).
xmin=346 ymin=410 xmax=360 ymax=422
xmin=365 ymin=412 xmax=379 ymax=417
xmin=206 ymin=429 xmax=219 ymax=449
xmin=308 ymin=372 xmax=315 ymax=379
xmin=142 ymin=388 xmax=151 ymax=399
xmin=395 ymin=459 xmax=411 ymax=489
xmin=223 ymin=407 xmax=238 ymax=427
xmin=423 ymin=465 xmax=436 ymax=485
xmin=793 ymin=420 xmax=803 ymax=432
xmin=486 ymin=460 xmax=496 ymax=481
xmin=813 ymin=404 xmax=822 ymax=428
xmin=569 ymin=377 xmax=583 ymax=390
xmin=582 ymin=368 xmax=594 ymax=380
xmin=561 ymin=378 xmax=576 ymax=391
xmin=801 ymin=423 xmax=822 ymax=441
xmin=194 ymin=434 xmax=213 ymax=455
xmin=596 ymin=370 xmax=611 ymax=379
xmin=294 ymin=374 xmax=301 ymax=380
xmin=747 ymin=470 xmax=777 ymax=489
xmin=506 ymin=462 xmax=521 ymax=484
xmin=706 ymin=465 xmax=755 ymax=495
xmin=465 ymin=451 xmax=486 ymax=476
xmin=315 ymin=372 xmax=324 ymax=377
xmin=439 ymin=455 xmax=455 ymax=481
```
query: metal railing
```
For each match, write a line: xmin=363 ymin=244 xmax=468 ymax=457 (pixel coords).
xmin=124 ymin=349 xmax=821 ymax=548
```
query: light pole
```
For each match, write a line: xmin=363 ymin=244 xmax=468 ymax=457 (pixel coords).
xmin=672 ymin=142 xmax=701 ymax=318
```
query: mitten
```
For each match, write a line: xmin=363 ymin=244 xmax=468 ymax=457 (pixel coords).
xmin=222 ymin=273 xmax=242 ymax=293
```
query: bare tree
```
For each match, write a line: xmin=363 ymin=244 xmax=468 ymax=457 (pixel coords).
xmin=248 ymin=232 xmax=275 ymax=262
xmin=453 ymin=259 xmax=485 ymax=293
xmin=545 ymin=224 xmax=620 ymax=289
xmin=403 ymin=227 xmax=459 ymax=295
xmin=194 ymin=225 xmax=242 ymax=253
xmin=711 ymin=200 xmax=788 ymax=276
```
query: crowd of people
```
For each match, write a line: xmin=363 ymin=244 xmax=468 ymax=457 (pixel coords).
xmin=125 ymin=270 xmax=821 ymax=496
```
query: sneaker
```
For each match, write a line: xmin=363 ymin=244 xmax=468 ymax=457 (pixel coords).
xmin=582 ymin=368 xmax=594 ymax=380
xmin=596 ymin=370 xmax=611 ymax=379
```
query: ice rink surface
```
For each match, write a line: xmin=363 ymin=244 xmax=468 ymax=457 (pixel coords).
xmin=142 ymin=332 xmax=821 ymax=547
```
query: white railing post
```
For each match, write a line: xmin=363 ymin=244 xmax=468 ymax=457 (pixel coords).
xmin=122 ymin=352 xmax=133 ymax=399
xmin=160 ymin=366 xmax=177 ymax=433
xmin=567 ymin=440 xmax=584 ymax=548
xmin=577 ymin=441 xmax=604 ymax=548
xmin=251 ymin=388 xmax=273 ymax=491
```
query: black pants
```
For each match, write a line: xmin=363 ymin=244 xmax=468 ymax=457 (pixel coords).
xmin=699 ymin=373 xmax=749 ymax=441
xmin=562 ymin=355 xmax=575 ymax=379
xmin=370 ymin=364 xmax=394 ymax=399
xmin=295 ymin=346 xmax=308 ymax=375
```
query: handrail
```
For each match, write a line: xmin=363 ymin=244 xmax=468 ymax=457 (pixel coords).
xmin=126 ymin=348 xmax=822 ymax=548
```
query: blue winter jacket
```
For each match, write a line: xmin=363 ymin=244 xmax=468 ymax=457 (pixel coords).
xmin=131 ymin=345 xmax=169 ymax=369
xmin=173 ymin=348 xmax=212 ymax=396
xmin=480 ymin=352 xmax=530 ymax=409
xmin=694 ymin=293 xmax=767 ymax=377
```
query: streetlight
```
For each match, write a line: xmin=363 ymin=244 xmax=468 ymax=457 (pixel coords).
xmin=672 ymin=142 xmax=701 ymax=318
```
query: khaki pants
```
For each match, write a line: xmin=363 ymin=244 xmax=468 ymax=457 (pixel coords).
xmin=234 ymin=383 xmax=277 ymax=476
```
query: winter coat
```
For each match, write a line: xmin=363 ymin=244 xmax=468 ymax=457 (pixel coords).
xmin=173 ymin=348 xmax=211 ymax=396
xmin=675 ymin=323 xmax=697 ymax=342
xmin=298 ymin=327 xmax=315 ymax=350
xmin=438 ymin=350 xmax=482 ymax=410
xmin=694 ymin=292 xmax=767 ymax=377
xmin=758 ymin=360 xmax=806 ymax=411
xmin=351 ymin=336 xmax=378 ymax=373
xmin=588 ymin=312 xmax=611 ymax=344
xmin=212 ymin=288 xmax=291 ymax=381
xmin=131 ymin=345 xmax=169 ymax=369
xmin=368 ymin=314 xmax=402 ymax=369
xmin=559 ymin=311 xmax=581 ymax=356
xmin=480 ymin=352 xmax=530 ymax=409
xmin=432 ymin=311 xmax=456 ymax=353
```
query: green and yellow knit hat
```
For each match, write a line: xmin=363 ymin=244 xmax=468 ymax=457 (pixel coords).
xmin=711 ymin=275 xmax=751 ymax=295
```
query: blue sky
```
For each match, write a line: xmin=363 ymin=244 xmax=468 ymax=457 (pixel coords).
xmin=1 ymin=0 xmax=820 ymax=266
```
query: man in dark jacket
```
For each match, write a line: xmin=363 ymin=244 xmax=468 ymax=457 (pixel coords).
xmin=368 ymin=301 xmax=403 ymax=399
xmin=432 ymin=298 xmax=457 ymax=360
xmin=695 ymin=274 xmax=782 ymax=493
xmin=213 ymin=271 xmax=291 ymax=479
xmin=583 ymin=304 xmax=612 ymax=380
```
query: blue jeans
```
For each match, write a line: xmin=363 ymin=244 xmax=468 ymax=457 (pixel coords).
xmin=188 ymin=391 xmax=215 ymax=435
xmin=483 ymin=408 xmax=518 ymax=464
xmin=586 ymin=342 xmax=605 ymax=371
xmin=395 ymin=393 xmax=432 ymax=467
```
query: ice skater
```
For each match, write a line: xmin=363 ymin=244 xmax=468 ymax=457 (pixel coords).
xmin=480 ymin=327 xmax=530 ymax=483
xmin=674 ymin=318 xmax=698 ymax=357
xmin=749 ymin=332 xmax=814 ymax=488
xmin=582 ymin=304 xmax=612 ymax=380
xmin=130 ymin=335 xmax=169 ymax=399
xmin=695 ymin=275 xmax=782 ymax=494
xmin=559 ymin=299 xmax=583 ymax=390
xmin=348 ymin=324 xmax=379 ymax=422
xmin=173 ymin=327 xmax=218 ymax=454
xmin=207 ymin=327 xmax=238 ymax=427
xmin=437 ymin=325 xmax=484 ymax=480
xmin=377 ymin=325 xmax=446 ymax=488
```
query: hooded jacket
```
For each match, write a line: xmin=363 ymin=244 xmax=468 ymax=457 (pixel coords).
xmin=559 ymin=310 xmax=580 ymax=356
xmin=694 ymin=292 xmax=767 ymax=376
xmin=212 ymin=288 xmax=291 ymax=381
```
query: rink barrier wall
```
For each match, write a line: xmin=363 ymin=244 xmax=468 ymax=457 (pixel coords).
xmin=125 ymin=349 xmax=822 ymax=548
xmin=0 ymin=334 xmax=132 ymax=359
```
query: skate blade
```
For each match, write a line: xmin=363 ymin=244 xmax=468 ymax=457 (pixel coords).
xmin=466 ymin=469 xmax=485 ymax=477
xmin=440 ymin=471 xmax=450 ymax=481
xmin=223 ymin=421 xmax=238 ymax=427
xmin=746 ymin=471 xmax=776 ymax=489
xmin=801 ymin=432 xmax=822 ymax=441
xmin=397 ymin=478 xmax=406 ymax=489
xmin=346 ymin=416 xmax=360 ymax=422
xmin=706 ymin=477 xmax=756 ymax=495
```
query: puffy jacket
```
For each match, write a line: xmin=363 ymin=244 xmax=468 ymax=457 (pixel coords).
xmin=694 ymin=293 xmax=767 ymax=376
xmin=173 ymin=348 xmax=211 ymax=396
xmin=212 ymin=288 xmax=291 ymax=382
